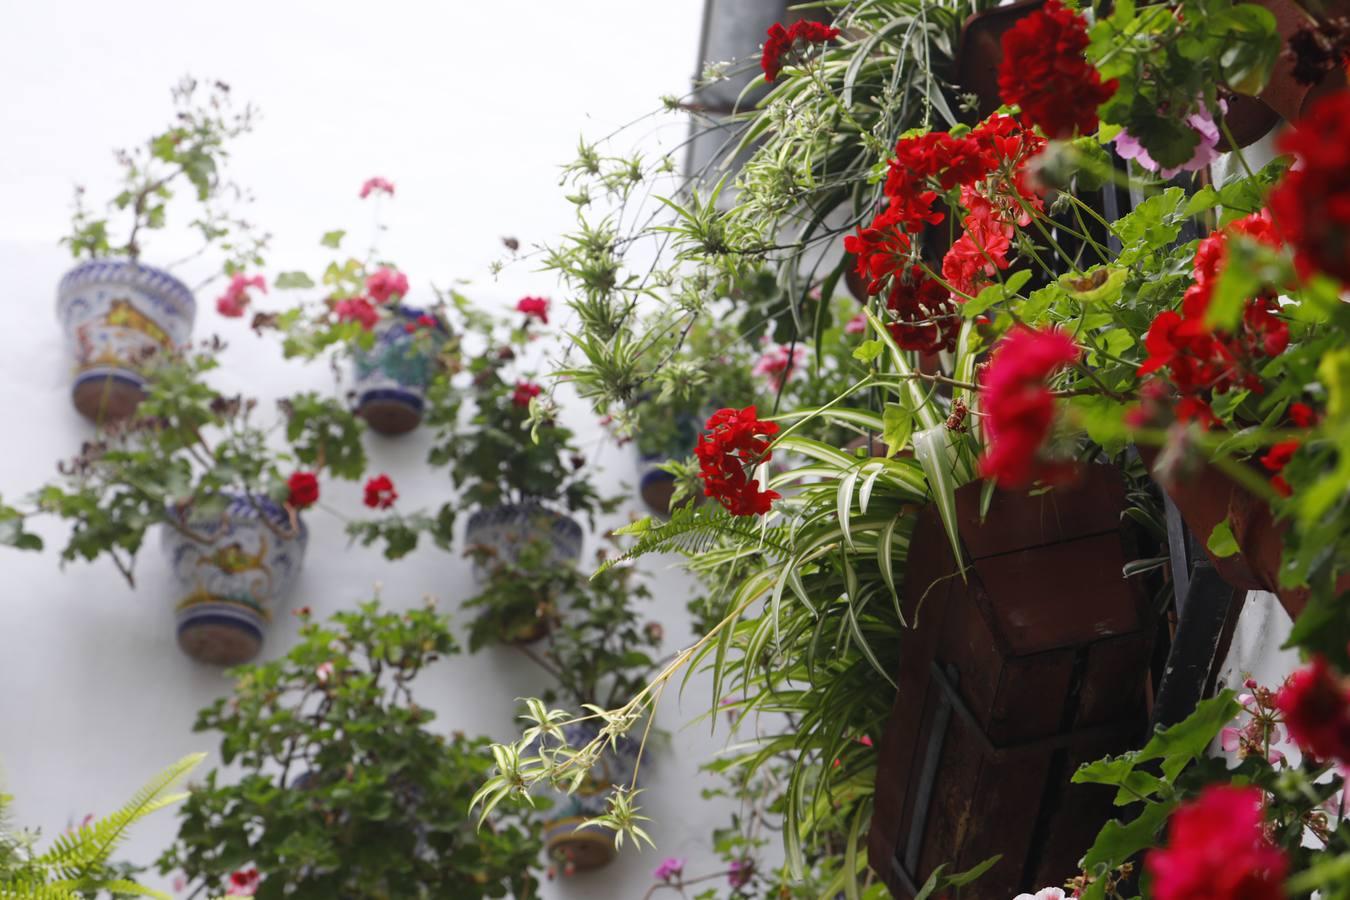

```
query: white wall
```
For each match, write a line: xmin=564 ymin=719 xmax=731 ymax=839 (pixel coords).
xmin=0 ymin=2 xmax=758 ymax=896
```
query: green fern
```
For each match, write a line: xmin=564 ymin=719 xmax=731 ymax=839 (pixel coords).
xmin=602 ymin=503 xmax=793 ymax=571
xmin=0 ymin=754 xmax=203 ymax=900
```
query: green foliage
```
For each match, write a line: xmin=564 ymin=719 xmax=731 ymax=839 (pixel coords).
xmin=61 ymin=77 xmax=265 ymax=273
xmin=159 ymin=601 xmax=544 ymax=899
xmin=0 ymin=754 xmax=203 ymax=899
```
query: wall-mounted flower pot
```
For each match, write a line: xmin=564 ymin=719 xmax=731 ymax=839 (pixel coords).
xmin=868 ymin=465 xmax=1155 ymax=899
xmin=55 ymin=260 xmax=196 ymax=423
xmin=352 ymin=306 xmax=444 ymax=436
xmin=540 ymin=720 xmax=641 ymax=872
xmin=635 ymin=412 xmax=704 ymax=516
xmin=463 ymin=504 xmax=584 ymax=581
xmin=162 ymin=494 xmax=308 ymax=666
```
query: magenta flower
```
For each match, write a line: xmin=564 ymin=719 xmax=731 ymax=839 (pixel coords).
xmin=366 ymin=267 xmax=409 ymax=305
xmin=215 ymin=273 xmax=267 ymax=318
xmin=727 ymin=858 xmax=753 ymax=888
xmin=335 ymin=297 xmax=380 ymax=331
xmin=1114 ymin=99 xmax=1224 ymax=179
xmin=752 ymin=342 xmax=807 ymax=391
xmin=359 ymin=176 xmax=395 ymax=199
xmin=844 ymin=312 xmax=868 ymax=335
xmin=652 ymin=857 xmax=685 ymax=881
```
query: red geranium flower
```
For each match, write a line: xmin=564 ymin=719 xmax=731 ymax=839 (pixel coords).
xmin=978 ymin=327 xmax=1081 ymax=487
xmin=226 ymin=866 xmax=261 ymax=896
xmin=1268 ymin=90 xmax=1350 ymax=284
xmin=1289 ymin=402 xmax=1318 ymax=427
xmin=1146 ymin=785 xmax=1287 ymax=900
xmin=215 ymin=273 xmax=267 ymax=318
xmin=695 ymin=406 xmax=781 ymax=516
xmin=365 ymin=267 xmax=409 ymax=305
xmin=335 ymin=297 xmax=380 ymax=331
xmin=1277 ymin=656 xmax=1350 ymax=764
xmin=761 ymin=20 xmax=840 ymax=82
xmin=516 ymin=296 xmax=550 ymax=324
xmin=997 ymin=0 xmax=1117 ymax=138
xmin=287 ymin=471 xmax=319 ymax=510
xmin=359 ymin=177 xmax=395 ymax=199
xmin=844 ymin=207 xmax=916 ymax=295
xmin=885 ymin=265 xmax=960 ymax=353
xmin=511 ymin=381 xmax=542 ymax=408
xmin=363 ymin=474 xmax=398 ymax=509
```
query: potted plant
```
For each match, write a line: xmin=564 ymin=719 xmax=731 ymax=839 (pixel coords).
xmin=266 ymin=179 xmax=449 ymax=436
xmin=474 ymin=550 xmax=663 ymax=874
xmin=0 ymin=348 xmax=367 ymax=665
xmin=159 ymin=600 xmax=546 ymax=898
xmin=56 ymin=77 xmax=267 ymax=423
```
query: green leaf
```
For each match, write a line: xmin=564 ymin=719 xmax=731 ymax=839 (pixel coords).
xmin=274 ymin=271 xmax=315 ymax=290
xmin=1207 ymin=520 xmax=1239 ymax=558
xmin=852 ymin=339 xmax=885 ymax=363
xmin=965 ymin=270 xmax=1032 ymax=318
xmin=1082 ymin=799 xmax=1176 ymax=869
xmin=320 ymin=229 xmax=346 ymax=249
xmin=881 ymin=402 xmax=913 ymax=457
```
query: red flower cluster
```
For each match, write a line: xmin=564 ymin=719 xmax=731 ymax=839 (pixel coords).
xmin=997 ymin=0 xmax=1117 ymax=138
xmin=227 ymin=866 xmax=261 ymax=896
xmin=511 ymin=381 xmax=542 ymax=408
xmin=287 ymin=471 xmax=319 ymax=509
xmin=844 ymin=115 xmax=1045 ymax=351
xmin=978 ymin=327 xmax=1080 ymax=488
xmin=335 ymin=296 xmax=380 ymax=331
xmin=1137 ymin=211 xmax=1289 ymax=427
xmin=359 ymin=176 xmax=395 ymax=199
xmin=1146 ymin=785 xmax=1287 ymax=900
xmin=695 ymin=406 xmax=781 ymax=516
xmin=403 ymin=313 xmax=439 ymax=334
xmin=1268 ymin=90 xmax=1350 ymax=285
xmin=761 ymin=20 xmax=840 ymax=82
xmin=883 ymin=266 xmax=961 ymax=354
xmin=516 ymin=296 xmax=550 ymax=324
xmin=1260 ymin=440 xmax=1301 ymax=497
xmin=365 ymin=267 xmax=409 ymax=305
xmin=363 ymin=474 xmax=398 ymax=509
xmin=215 ymin=273 xmax=267 ymax=318
xmin=1277 ymin=656 xmax=1350 ymax=764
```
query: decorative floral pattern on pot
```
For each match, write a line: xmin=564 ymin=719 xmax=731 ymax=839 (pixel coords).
xmin=161 ymin=493 xmax=308 ymax=666
xmin=352 ymin=305 xmax=444 ymax=435
xmin=55 ymin=260 xmax=196 ymax=422
xmin=463 ymin=504 xmax=583 ymax=581
xmin=541 ymin=719 xmax=641 ymax=872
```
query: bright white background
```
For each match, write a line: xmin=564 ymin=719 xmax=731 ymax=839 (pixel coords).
xmin=0 ymin=1 xmax=768 ymax=897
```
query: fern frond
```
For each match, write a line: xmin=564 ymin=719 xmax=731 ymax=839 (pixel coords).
xmin=601 ymin=505 xmax=792 ymax=572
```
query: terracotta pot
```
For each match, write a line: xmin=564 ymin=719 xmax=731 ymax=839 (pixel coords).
xmin=352 ymin=305 xmax=445 ymax=436
xmin=1138 ymin=446 xmax=1315 ymax=621
xmin=463 ymin=504 xmax=584 ymax=582
xmin=540 ymin=720 xmax=641 ymax=871
xmin=56 ymin=260 xmax=196 ymax=423
xmin=162 ymin=494 xmax=308 ymax=666
xmin=869 ymin=465 xmax=1154 ymax=898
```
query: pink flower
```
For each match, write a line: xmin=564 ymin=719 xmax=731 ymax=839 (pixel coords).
xmin=977 ymin=327 xmax=1081 ymax=487
xmin=752 ymin=342 xmax=807 ymax=391
xmin=727 ymin=858 xmax=753 ymax=889
xmin=844 ymin=312 xmax=868 ymax=335
xmin=316 ymin=661 xmax=334 ymax=683
xmin=335 ymin=297 xmax=380 ymax=331
xmin=225 ymin=867 xmax=260 ymax=897
xmin=653 ymin=857 xmax=685 ymax=881
xmin=1014 ymin=890 xmax=1067 ymax=900
xmin=215 ymin=273 xmax=267 ymax=318
xmin=359 ymin=177 xmax=395 ymax=199
xmin=366 ymin=267 xmax=409 ymax=305
xmin=516 ymin=296 xmax=550 ymax=324
xmin=1114 ymin=99 xmax=1224 ymax=179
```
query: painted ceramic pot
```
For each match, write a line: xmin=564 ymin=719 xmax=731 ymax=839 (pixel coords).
xmin=463 ymin=504 xmax=584 ymax=581
xmin=352 ymin=306 xmax=445 ymax=435
xmin=55 ymin=260 xmax=196 ymax=422
xmin=161 ymin=493 xmax=308 ymax=666
xmin=635 ymin=412 xmax=705 ymax=515
xmin=541 ymin=720 xmax=641 ymax=871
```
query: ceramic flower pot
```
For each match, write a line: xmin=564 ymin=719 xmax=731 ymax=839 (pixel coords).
xmin=55 ymin=260 xmax=196 ymax=422
xmin=161 ymin=493 xmax=308 ymax=666
xmin=635 ymin=412 xmax=705 ymax=515
xmin=541 ymin=720 xmax=641 ymax=872
xmin=352 ymin=306 xmax=445 ymax=436
xmin=869 ymin=465 xmax=1154 ymax=898
xmin=463 ymin=504 xmax=584 ymax=581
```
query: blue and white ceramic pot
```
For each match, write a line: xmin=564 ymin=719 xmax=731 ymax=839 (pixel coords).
xmin=161 ymin=494 xmax=308 ymax=665
xmin=635 ymin=412 xmax=703 ymax=515
xmin=351 ymin=306 xmax=445 ymax=436
xmin=55 ymin=260 xmax=196 ymax=422
xmin=541 ymin=720 xmax=641 ymax=871
xmin=463 ymin=504 xmax=584 ymax=581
